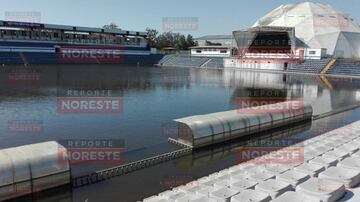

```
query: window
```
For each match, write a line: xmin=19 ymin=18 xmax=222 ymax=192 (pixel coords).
xmin=309 ymin=51 xmax=316 ymax=55
xmin=196 ymin=50 xmax=201 ymax=53
xmin=220 ymin=50 xmax=227 ymax=53
xmin=54 ymin=33 xmax=59 ymax=38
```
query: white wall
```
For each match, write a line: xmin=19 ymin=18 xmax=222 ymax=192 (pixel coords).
xmin=304 ymin=48 xmax=326 ymax=60
xmin=224 ymin=58 xmax=286 ymax=70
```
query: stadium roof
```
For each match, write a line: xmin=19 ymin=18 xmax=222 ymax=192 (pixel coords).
xmin=195 ymin=35 xmax=233 ymax=40
xmin=0 ymin=20 xmax=147 ymax=37
xmin=253 ymin=2 xmax=360 ymax=58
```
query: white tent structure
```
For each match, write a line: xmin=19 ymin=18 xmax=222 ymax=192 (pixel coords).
xmin=254 ymin=2 xmax=360 ymax=58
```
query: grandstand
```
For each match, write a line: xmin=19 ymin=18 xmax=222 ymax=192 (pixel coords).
xmin=326 ymin=60 xmax=360 ymax=76
xmin=0 ymin=20 xmax=162 ymax=65
xmin=287 ymin=59 xmax=332 ymax=74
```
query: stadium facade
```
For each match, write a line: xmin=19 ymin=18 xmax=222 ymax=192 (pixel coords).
xmin=0 ymin=20 xmax=163 ymax=65
xmin=253 ymin=2 xmax=360 ymax=58
xmin=222 ymin=2 xmax=360 ymax=70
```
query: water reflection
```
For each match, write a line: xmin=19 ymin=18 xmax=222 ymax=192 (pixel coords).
xmin=0 ymin=65 xmax=359 ymax=202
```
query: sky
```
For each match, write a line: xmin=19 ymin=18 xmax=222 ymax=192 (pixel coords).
xmin=0 ymin=0 xmax=359 ymax=37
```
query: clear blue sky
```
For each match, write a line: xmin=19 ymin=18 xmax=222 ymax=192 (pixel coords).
xmin=1 ymin=0 xmax=359 ymax=37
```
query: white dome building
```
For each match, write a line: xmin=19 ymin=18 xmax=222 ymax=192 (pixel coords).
xmin=254 ymin=2 xmax=360 ymax=58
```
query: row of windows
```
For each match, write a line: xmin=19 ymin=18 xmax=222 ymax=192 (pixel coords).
xmin=195 ymin=50 xmax=228 ymax=53
xmin=0 ymin=29 xmax=144 ymax=44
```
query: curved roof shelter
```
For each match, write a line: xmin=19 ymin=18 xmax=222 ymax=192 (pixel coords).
xmin=0 ymin=141 xmax=70 ymax=201
xmin=175 ymin=100 xmax=313 ymax=148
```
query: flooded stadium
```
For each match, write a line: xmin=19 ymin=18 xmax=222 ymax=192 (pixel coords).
xmin=1 ymin=65 xmax=360 ymax=201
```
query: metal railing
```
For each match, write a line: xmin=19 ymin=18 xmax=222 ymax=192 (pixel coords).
xmin=72 ymin=138 xmax=192 ymax=188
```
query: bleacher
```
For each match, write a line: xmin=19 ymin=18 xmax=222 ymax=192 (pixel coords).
xmin=326 ymin=60 xmax=360 ymax=76
xmin=158 ymin=55 xmax=176 ymax=65
xmin=143 ymin=121 xmax=360 ymax=202
xmin=160 ymin=56 xmax=210 ymax=68
xmin=159 ymin=56 xmax=225 ymax=69
xmin=287 ymin=59 xmax=331 ymax=74
xmin=202 ymin=58 xmax=225 ymax=69
xmin=0 ymin=52 xmax=23 ymax=64
xmin=22 ymin=52 xmax=57 ymax=64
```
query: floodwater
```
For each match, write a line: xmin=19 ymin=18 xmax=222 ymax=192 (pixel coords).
xmin=1 ymin=65 xmax=360 ymax=202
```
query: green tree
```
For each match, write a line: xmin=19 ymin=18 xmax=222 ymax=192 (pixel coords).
xmin=143 ymin=28 xmax=197 ymax=50
xmin=186 ymin=35 xmax=196 ymax=48
xmin=146 ymin=28 xmax=159 ymax=48
xmin=102 ymin=22 xmax=120 ymax=30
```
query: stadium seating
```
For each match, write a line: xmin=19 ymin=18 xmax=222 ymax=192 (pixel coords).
xmin=201 ymin=58 xmax=225 ymax=69
xmin=326 ymin=60 xmax=360 ymax=76
xmin=287 ymin=59 xmax=331 ymax=73
xmin=143 ymin=121 xmax=360 ymax=202
xmin=22 ymin=52 xmax=58 ymax=64
xmin=159 ymin=56 xmax=225 ymax=69
xmin=0 ymin=52 xmax=24 ymax=64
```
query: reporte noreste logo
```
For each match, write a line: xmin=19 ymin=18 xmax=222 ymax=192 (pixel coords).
xmin=57 ymin=89 xmax=123 ymax=113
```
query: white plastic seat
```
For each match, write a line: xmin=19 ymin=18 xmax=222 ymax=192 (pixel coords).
xmin=214 ymin=179 xmax=231 ymax=189
xmin=336 ymin=144 xmax=359 ymax=154
xmin=319 ymin=166 xmax=360 ymax=188
xmin=308 ymin=156 xmax=338 ymax=168
xmin=166 ymin=192 xmax=187 ymax=201
xmin=276 ymin=170 xmax=310 ymax=188
xmin=180 ymin=185 xmax=204 ymax=194
xmin=174 ymin=193 xmax=198 ymax=202
xmin=218 ymin=169 xmax=231 ymax=176
xmin=228 ymin=165 xmax=242 ymax=172
xmin=230 ymin=189 xmax=271 ymax=202
xmin=202 ymin=180 xmax=217 ymax=187
xmin=296 ymin=178 xmax=345 ymax=202
xmin=323 ymin=142 xmax=340 ymax=148
xmin=230 ymin=179 xmax=258 ymax=192
xmin=190 ymin=196 xmax=217 ymax=202
xmin=255 ymin=179 xmax=293 ymax=199
xmin=294 ymin=163 xmax=326 ymax=177
xmin=249 ymin=172 xmax=275 ymax=182
xmin=313 ymin=146 xmax=332 ymax=154
xmin=143 ymin=195 xmax=166 ymax=202
xmin=217 ymin=174 xmax=231 ymax=181
xmin=197 ymin=176 xmax=212 ymax=183
xmin=197 ymin=186 xmax=216 ymax=197
xmin=158 ymin=190 xmax=175 ymax=197
xmin=352 ymin=150 xmax=360 ymax=158
xmin=304 ymin=150 xmax=320 ymax=160
xmin=265 ymin=164 xmax=292 ymax=174
xmin=210 ymin=187 xmax=239 ymax=202
xmin=230 ymin=173 xmax=249 ymax=182
xmin=338 ymin=157 xmax=360 ymax=170
xmin=270 ymin=191 xmax=321 ymax=202
xmin=322 ymin=150 xmax=350 ymax=160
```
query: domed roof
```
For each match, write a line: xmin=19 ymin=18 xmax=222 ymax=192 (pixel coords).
xmin=253 ymin=2 xmax=360 ymax=57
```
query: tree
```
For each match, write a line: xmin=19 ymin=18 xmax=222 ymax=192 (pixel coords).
xmin=146 ymin=28 xmax=159 ymax=48
xmin=143 ymin=28 xmax=197 ymax=50
xmin=102 ymin=22 xmax=120 ymax=30
xmin=186 ymin=35 xmax=196 ymax=48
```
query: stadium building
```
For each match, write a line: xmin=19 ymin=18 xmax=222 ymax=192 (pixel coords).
xmin=253 ymin=2 xmax=360 ymax=58
xmin=223 ymin=2 xmax=360 ymax=70
xmin=0 ymin=20 xmax=162 ymax=65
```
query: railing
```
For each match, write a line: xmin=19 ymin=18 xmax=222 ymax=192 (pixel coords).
xmin=0 ymin=37 xmax=147 ymax=47
xmin=72 ymin=138 xmax=193 ymax=188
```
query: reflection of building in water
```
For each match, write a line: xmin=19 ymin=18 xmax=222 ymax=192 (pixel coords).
xmin=221 ymin=70 xmax=360 ymax=115
xmin=175 ymin=121 xmax=311 ymax=170
xmin=0 ymin=66 xmax=195 ymax=98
